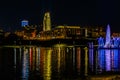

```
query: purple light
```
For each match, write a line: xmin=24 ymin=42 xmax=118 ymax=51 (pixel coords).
xmin=104 ymin=24 xmax=111 ymax=48
xmin=105 ymin=49 xmax=111 ymax=71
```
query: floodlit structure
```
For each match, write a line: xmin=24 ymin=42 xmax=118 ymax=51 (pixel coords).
xmin=43 ymin=12 xmax=51 ymax=31
xmin=21 ymin=20 xmax=29 ymax=27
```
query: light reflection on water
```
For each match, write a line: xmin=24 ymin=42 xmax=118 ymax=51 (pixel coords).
xmin=96 ymin=49 xmax=120 ymax=73
xmin=22 ymin=47 xmax=29 ymax=80
xmin=1 ymin=45 xmax=120 ymax=80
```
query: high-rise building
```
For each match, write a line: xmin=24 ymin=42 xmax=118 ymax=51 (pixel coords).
xmin=43 ymin=12 xmax=51 ymax=31
xmin=21 ymin=20 xmax=29 ymax=27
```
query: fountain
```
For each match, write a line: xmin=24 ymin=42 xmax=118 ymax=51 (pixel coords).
xmin=104 ymin=24 xmax=111 ymax=48
xmin=98 ymin=24 xmax=120 ymax=48
xmin=89 ymin=24 xmax=120 ymax=73
xmin=98 ymin=37 xmax=104 ymax=48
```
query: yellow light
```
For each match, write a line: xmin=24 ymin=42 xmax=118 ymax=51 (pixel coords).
xmin=43 ymin=48 xmax=52 ymax=80
xmin=53 ymin=44 xmax=67 ymax=47
xmin=84 ymin=47 xmax=88 ymax=76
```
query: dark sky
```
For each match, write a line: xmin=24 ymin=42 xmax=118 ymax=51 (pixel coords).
xmin=0 ymin=0 xmax=120 ymax=32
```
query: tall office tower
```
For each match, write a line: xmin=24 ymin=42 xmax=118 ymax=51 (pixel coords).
xmin=43 ymin=12 xmax=51 ymax=31
xmin=21 ymin=20 xmax=29 ymax=27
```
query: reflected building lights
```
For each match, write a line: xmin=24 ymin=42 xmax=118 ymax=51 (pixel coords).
xmin=43 ymin=48 xmax=52 ymax=80
xmin=89 ymin=42 xmax=94 ymax=72
xmin=76 ymin=47 xmax=81 ymax=75
xmin=40 ymin=47 xmax=45 ymax=77
xmin=98 ymin=49 xmax=105 ymax=72
xmin=58 ymin=47 xmax=61 ymax=73
xmin=7 ymin=43 xmax=120 ymax=80
xmin=36 ymin=47 xmax=40 ymax=71
xmin=119 ymin=50 xmax=120 ymax=71
xmin=22 ymin=48 xmax=29 ymax=80
xmin=61 ymin=47 xmax=66 ymax=74
xmin=111 ymin=50 xmax=114 ymax=71
xmin=73 ymin=47 xmax=75 ymax=70
xmin=113 ymin=49 xmax=119 ymax=71
xmin=96 ymin=48 xmax=120 ymax=73
xmin=29 ymin=47 xmax=33 ymax=70
xmin=19 ymin=47 xmax=22 ymax=64
xmin=32 ymin=47 xmax=36 ymax=70
xmin=95 ymin=50 xmax=98 ymax=74
xmin=14 ymin=48 xmax=16 ymax=68
xmin=84 ymin=47 xmax=88 ymax=76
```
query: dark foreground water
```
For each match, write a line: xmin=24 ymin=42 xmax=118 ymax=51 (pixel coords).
xmin=0 ymin=44 xmax=120 ymax=80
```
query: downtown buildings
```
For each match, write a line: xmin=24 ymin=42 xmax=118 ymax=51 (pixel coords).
xmin=0 ymin=12 xmax=117 ymax=45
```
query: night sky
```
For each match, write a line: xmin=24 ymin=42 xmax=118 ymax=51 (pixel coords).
xmin=0 ymin=0 xmax=120 ymax=32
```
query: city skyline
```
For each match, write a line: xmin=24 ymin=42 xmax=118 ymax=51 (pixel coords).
xmin=0 ymin=0 xmax=120 ymax=32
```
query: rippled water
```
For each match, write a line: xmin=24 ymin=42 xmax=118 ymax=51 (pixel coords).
xmin=0 ymin=44 xmax=120 ymax=80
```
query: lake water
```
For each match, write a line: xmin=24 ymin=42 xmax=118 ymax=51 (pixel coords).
xmin=0 ymin=44 xmax=120 ymax=80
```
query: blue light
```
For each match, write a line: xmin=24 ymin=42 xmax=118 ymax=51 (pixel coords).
xmin=98 ymin=37 xmax=104 ymax=48
xmin=21 ymin=20 xmax=29 ymax=27
xmin=98 ymin=49 xmax=105 ymax=70
xmin=113 ymin=49 xmax=118 ymax=71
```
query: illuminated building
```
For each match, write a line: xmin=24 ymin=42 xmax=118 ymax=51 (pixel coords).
xmin=54 ymin=26 xmax=81 ymax=39
xmin=38 ymin=25 xmax=106 ymax=41
xmin=14 ymin=30 xmax=24 ymax=37
xmin=39 ymin=25 xmax=82 ymax=40
xmin=0 ymin=28 xmax=4 ymax=41
xmin=43 ymin=12 xmax=51 ymax=31
xmin=0 ymin=28 xmax=3 ymax=34
xmin=86 ymin=26 xmax=105 ymax=38
xmin=21 ymin=20 xmax=29 ymax=27
xmin=23 ymin=25 xmax=37 ymax=40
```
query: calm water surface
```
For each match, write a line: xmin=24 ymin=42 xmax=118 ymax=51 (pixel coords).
xmin=0 ymin=44 xmax=120 ymax=80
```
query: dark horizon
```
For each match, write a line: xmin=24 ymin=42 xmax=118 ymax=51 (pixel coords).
xmin=0 ymin=0 xmax=120 ymax=32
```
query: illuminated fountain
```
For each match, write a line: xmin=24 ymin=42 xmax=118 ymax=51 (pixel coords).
xmin=89 ymin=24 xmax=120 ymax=73
xmin=98 ymin=24 xmax=120 ymax=48
xmin=104 ymin=24 xmax=111 ymax=48
xmin=98 ymin=37 xmax=104 ymax=48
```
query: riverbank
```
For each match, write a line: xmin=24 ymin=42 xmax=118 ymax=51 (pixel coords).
xmin=87 ymin=74 xmax=120 ymax=80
